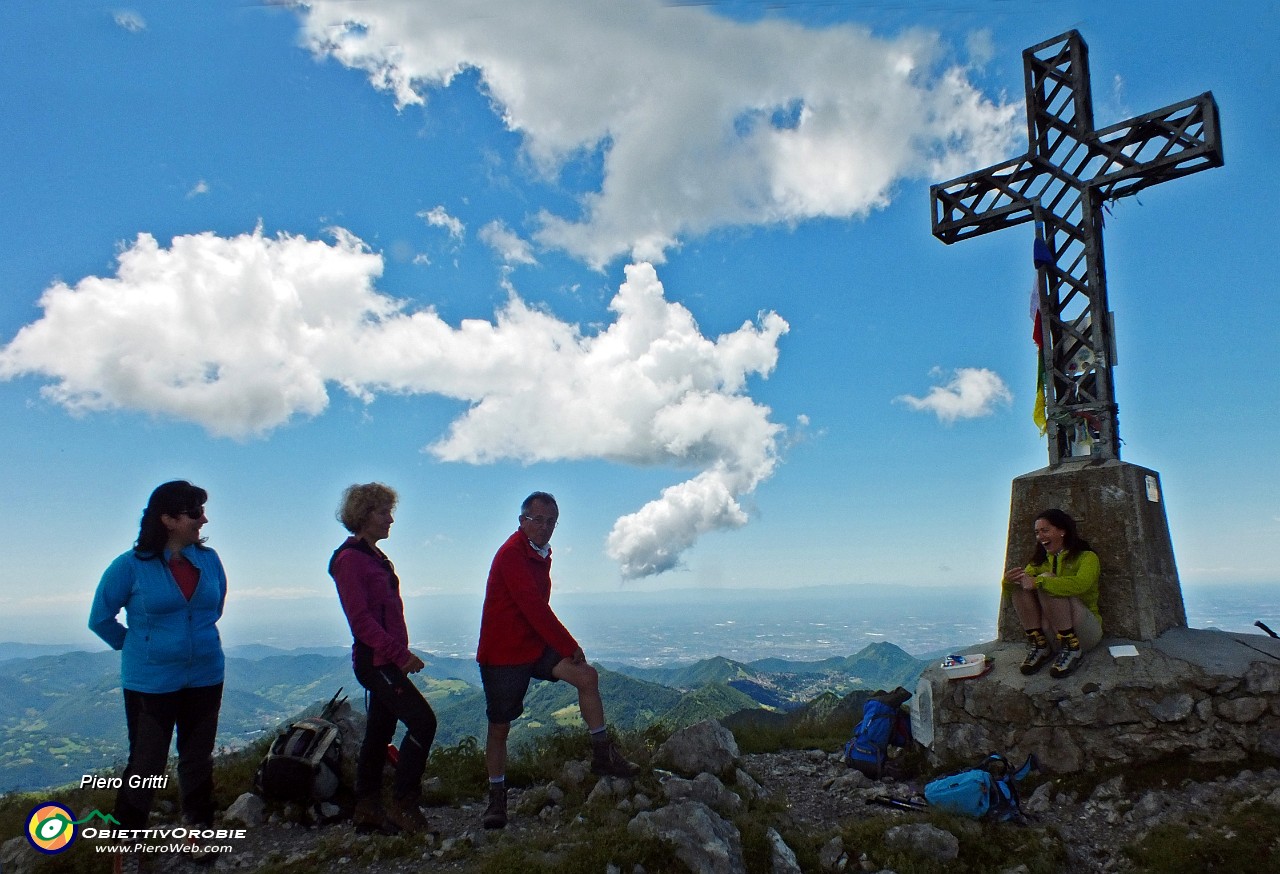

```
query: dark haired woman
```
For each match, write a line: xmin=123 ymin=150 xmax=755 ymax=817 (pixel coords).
xmin=330 ymin=482 xmax=437 ymax=835
xmin=1002 ymin=508 xmax=1102 ymax=678
xmin=88 ymin=480 xmax=228 ymax=837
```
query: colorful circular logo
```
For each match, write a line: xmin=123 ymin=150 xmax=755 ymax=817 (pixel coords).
xmin=26 ymin=802 xmax=78 ymax=854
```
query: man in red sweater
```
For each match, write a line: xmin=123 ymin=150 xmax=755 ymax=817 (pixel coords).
xmin=477 ymin=491 xmax=638 ymax=829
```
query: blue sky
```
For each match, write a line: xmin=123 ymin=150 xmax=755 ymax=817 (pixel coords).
xmin=2 ymin=1 xmax=1276 ymax=650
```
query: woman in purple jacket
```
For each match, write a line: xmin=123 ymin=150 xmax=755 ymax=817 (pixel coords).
xmin=329 ymin=483 xmax=436 ymax=835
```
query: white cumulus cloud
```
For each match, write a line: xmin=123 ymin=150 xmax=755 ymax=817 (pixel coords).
xmin=418 ymin=205 xmax=465 ymax=240
xmin=895 ymin=367 xmax=1012 ymax=423
xmin=294 ymin=0 xmax=1019 ymax=268
xmin=113 ymin=10 xmax=146 ymax=33
xmin=478 ymin=220 xmax=537 ymax=266
xmin=0 ymin=230 xmax=787 ymax=577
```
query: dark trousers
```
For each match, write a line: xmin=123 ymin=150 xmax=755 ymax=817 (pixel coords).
xmin=353 ymin=659 xmax=437 ymax=802
xmin=116 ymin=683 xmax=223 ymax=828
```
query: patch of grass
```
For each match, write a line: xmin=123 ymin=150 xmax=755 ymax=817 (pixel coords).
xmin=425 ymin=734 xmax=488 ymax=804
xmin=211 ymin=736 xmax=273 ymax=809
xmin=252 ymin=830 xmax=426 ymax=873
xmin=729 ymin=711 xmax=849 ymax=755
xmin=505 ymin=727 xmax=592 ymax=785
xmin=825 ymin=812 xmax=1068 ymax=874
xmin=471 ymin=822 xmax=685 ymax=874
xmin=1123 ymin=795 xmax=1280 ymax=872
xmin=504 ymin=724 xmax=663 ymax=787
xmin=1045 ymin=752 xmax=1280 ymax=799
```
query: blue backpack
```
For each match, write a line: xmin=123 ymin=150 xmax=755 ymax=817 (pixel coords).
xmin=844 ymin=690 xmax=913 ymax=778
xmin=923 ymin=753 xmax=1038 ymax=821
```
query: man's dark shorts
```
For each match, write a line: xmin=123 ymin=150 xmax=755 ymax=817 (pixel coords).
xmin=480 ymin=646 xmax=563 ymax=724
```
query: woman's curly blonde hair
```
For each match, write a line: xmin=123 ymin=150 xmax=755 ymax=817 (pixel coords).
xmin=337 ymin=482 xmax=398 ymax=534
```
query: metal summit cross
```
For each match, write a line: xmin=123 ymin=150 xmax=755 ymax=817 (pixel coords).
xmin=931 ymin=30 xmax=1222 ymax=466
xmin=930 ymin=31 xmax=1224 ymax=642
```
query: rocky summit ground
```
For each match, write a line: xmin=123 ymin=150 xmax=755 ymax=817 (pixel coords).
xmin=91 ymin=748 xmax=1279 ymax=874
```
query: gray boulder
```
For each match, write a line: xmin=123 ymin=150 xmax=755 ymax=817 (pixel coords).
xmin=654 ymin=719 xmax=740 ymax=777
xmin=628 ymin=800 xmax=745 ymax=874
xmin=0 ymin=836 xmax=39 ymax=874
xmin=661 ymin=772 xmax=743 ymax=815
xmin=766 ymin=827 xmax=802 ymax=874
xmin=225 ymin=792 xmax=267 ymax=826
xmin=883 ymin=823 xmax=960 ymax=863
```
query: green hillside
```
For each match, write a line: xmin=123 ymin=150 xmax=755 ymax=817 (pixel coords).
xmin=0 ymin=650 xmax=472 ymax=793
xmin=431 ymin=668 xmax=684 ymax=749
xmin=0 ymin=644 xmax=926 ymax=794
xmin=656 ymin=682 xmax=766 ymax=729
xmin=607 ymin=655 xmax=765 ymax=690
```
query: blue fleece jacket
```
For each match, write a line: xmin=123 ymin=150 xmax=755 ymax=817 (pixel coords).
xmin=89 ymin=545 xmax=228 ymax=694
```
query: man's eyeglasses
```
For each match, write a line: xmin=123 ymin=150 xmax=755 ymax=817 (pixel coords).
xmin=521 ymin=514 xmax=558 ymax=527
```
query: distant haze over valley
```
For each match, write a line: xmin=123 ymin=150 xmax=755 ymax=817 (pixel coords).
xmin=3 ymin=581 xmax=1276 ymax=665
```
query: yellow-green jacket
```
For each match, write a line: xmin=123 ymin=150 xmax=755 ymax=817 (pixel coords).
xmin=1007 ymin=550 xmax=1102 ymax=625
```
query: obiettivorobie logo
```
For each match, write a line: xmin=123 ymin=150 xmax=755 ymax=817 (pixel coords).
xmin=25 ymin=803 xmax=119 ymax=854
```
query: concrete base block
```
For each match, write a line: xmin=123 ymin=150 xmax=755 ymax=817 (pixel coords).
xmin=998 ymin=459 xmax=1186 ymax=643
xmin=916 ymin=629 xmax=1280 ymax=774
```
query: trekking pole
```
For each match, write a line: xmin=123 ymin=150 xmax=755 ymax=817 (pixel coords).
xmin=1255 ymin=621 xmax=1279 ymax=639
xmin=321 ymin=687 xmax=347 ymax=719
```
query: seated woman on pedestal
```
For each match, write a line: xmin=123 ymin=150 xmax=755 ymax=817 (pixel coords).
xmin=1003 ymin=508 xmax=1102 ymax=678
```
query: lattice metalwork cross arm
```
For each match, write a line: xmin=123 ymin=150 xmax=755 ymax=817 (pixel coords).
xmin=927 ymin=30 xmax=1223 ymax=467
xmin=1089 ymin=93 xmax=1223 ymax=200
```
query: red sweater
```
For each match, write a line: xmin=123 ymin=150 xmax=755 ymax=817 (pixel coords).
xmin=477 ymin=530 xmax=579 ymax=666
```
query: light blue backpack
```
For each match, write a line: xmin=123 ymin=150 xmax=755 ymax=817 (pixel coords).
xmin=923 ymin=753 xmax=1037 ymax=820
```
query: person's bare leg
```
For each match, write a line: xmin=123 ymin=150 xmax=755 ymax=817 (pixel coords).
xmin=553 ymin=659 xmax=604 ymax=730
xmin=553 ymin=658 xmax=637 ymax=776
xmin=1011 ymin=587 xmax=1044 ymax=632
xmin=1013 ymin=588 xmax=1052 ymax=675
xmin=1037 ymin=591 xmax=1075 ymax=640
xmin=485 ymin=721 xmax=510 ymax=779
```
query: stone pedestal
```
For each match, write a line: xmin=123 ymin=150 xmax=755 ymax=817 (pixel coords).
xmin=914 ymin=629 xmax=1280 ymax=774
xmin=998 ymin=459 xmax=1186 ymax=642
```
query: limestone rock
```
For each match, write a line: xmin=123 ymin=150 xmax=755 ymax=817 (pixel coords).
xmin=883 ymin=822 xmax=960 ymax=863
xmin=327 ymin=698 xmax=366 ymax=787
xmin=733 ymin=767 xmax=766 ymax=801
xmin=661 ymin=772 xmax=743 ymax=815
xmin=628 ymin=800 xmax=745 ymax=874
xmin=226 ymin=792 xmax=267 ymax=826
xmin=818 ymin=836 xmax=847 ymax=871
xmin=560 ymin=758 xmax=592 ymax=788
xmin=653 ymin=719 xmax=740 ymax=777
xmin=766 ymin=827 xmax=802 ymax=874
xmin=1 ymin=836 xmax=40 ymax=874
xmin=588 ymin=776 xmax=632 ymax=805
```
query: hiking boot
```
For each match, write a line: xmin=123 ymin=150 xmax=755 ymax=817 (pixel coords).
xmin=481 ymin=783 xmax=508 ymax=830
xmin=1050 ymin=646 xmax=1083 ymax=678
xmin=591 ymin=738 xmax=640 ymax=778
xmin=385 ymin=796 xmax=429 ymax=835
xmin=1020 ymin=641 xmax=1051 ymax=675
xmin=353 ymin=795 xmax=395 ymax=835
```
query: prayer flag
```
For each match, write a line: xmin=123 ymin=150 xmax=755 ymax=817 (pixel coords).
xmin=1031 ymin=234 xmax=1052 ymax=435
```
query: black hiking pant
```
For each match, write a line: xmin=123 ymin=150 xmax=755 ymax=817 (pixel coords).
xmin=353 ymin=658 xmax=437 ymax=802
xmin=116 ymin=683 xmax=223 ymax=828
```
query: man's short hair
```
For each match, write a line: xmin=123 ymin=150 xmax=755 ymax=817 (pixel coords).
xmin=521 ymin=491 xmax=558 ymax=514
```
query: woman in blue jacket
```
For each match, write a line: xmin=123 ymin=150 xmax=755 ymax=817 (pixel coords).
xmin=89 ymin=480 xmax=228 ymax=830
